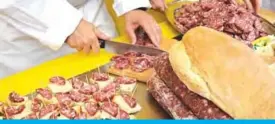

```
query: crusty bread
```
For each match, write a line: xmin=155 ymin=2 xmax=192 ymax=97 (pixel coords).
xmin=169 ymin=26 xmax=275 ymax=119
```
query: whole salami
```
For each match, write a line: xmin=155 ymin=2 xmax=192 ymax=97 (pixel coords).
xmin=154 ymin=53 xmax=231 ymax=119
xmin=147 ymin=74 xmax=197 ymax=119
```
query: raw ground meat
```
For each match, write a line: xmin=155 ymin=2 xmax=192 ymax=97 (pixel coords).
xmin=147 ymin=74 xmax=197 ymax=119
xmin=175 ymin=0 xmax=268 ymax=46
xmin=154 ymin=52 xmax=232 ymax=119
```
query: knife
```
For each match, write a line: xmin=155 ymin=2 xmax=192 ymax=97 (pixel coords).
xmin=99 ymin=39 xmax=165 ymax=56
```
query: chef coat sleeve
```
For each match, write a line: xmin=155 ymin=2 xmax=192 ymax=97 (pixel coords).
xmin=0 ymin=0 xmax=83 ymax=51
xmin=113 ymin=0 xmax=152 ymax=16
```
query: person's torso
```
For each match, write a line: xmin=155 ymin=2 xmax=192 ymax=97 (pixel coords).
xmin=0 ymin=0 xmax=117 ymax=79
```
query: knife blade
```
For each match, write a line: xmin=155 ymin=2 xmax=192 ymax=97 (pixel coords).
xmin=100 ymin=39 xmax=165 ymax=56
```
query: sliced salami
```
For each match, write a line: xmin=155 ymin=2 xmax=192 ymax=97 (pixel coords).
xmin=55 ymin=92 xmax=72 ymax=106
xmin=60 ymin=107 xmax=77 ymax=119
xmin=102 ymin=83 xmax=118 ymax=92
xmin=123 ymin=51 xmax=142 ymax=58
xmin=49 ymin=76 xmax=66 ymax=85
xmin=4 ymin=105 xmax=25 ymax=118
xmin=85 ymin=102 xmax=99 ymax=116
xmin=93 ymin=89 xmax=116 ymax=102
xmin=9 ymin=92 xmax=25 ymax=103
xmin=90 ymin=72 xmax=109 ymax=81
xmin=69 ymin=90 xmax=89 ymax=102
xmin=101 ymin=102 xmax=119 ymax=117
xmin=121 ymin=94 xmax=137 ymax=108
xmin=38 ymin=104 xmax=58 ymax=118
xmin=131 ymin=57 xmax=152 ymax=72
xmin=116 ymin=109 xmax=130 ymax=119
xmin=23 ymin=112 xmax=37 ymax=119
xmin=78 ymin=84 xmax=99 ymax=95
xmin=114 ymin=76 xmax=136 ymax=84
xmin=36 ymin=88 xmax=52 ymax=100
xmin=111 ymin=56 xmax=131 ymax=70
xmin=70 ymin=78 xmax=84 ymax=89
xmin=31 ymin=98 xmax=42 ymax=113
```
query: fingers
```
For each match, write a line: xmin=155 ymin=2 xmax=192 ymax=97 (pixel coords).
xmin=150 ymin=0 xmax=166 ymax=11
xmin=126 ymin=22 xmax=137 ymax=44
xmin=95 ymin=29 xmax=110 ymax=40
xmin=251 ymin=0 xmax=261 ymax=13
xmin=140 ymin=19 xmax=161 ymax=48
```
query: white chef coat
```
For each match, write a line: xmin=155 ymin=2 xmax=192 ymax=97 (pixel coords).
xmin=262 ymin=0 xmax=275 ymax=11
xmin=0 ymin=0 xmax=151 ymax=79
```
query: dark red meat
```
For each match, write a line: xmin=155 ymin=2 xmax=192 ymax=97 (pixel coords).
xmin=9 ymin=92 xmax=24 ymax=103
xmin=49 ymin=76 xmax=66 ymax=85
xmin=131 ymin=57 xmax=153 ymax=72
xmin=123 ymin=51 xmax=142 ymax=58
xmin=36 ymin=88 xmax=52 ymax=100
xmin=121 ymin=94 xmax=137 ymax=108
xmin=90 ymin=72 xmax=109 ymax=81
xmin=101 ymin=102 xmax=119 ymax=117
xmin=114 ymin=76 xmax=136 ymax=84
xmin=111 ymin=55 xmax=131 ymax=70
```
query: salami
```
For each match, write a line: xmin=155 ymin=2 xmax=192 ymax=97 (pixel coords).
xmin=60 ymin=107 xmax=77 ymax=119
xmin=131 ymin=57 xmax=153 ymax=72
xmin=101 ymin=102 xmax=119 ymax=117
xmin=123 ymin=51 xmax=142 ymax=58
xmin=24 ymin=113 xmax=37 ymax=119
xmin=78 ymin=84 xmax=99 ymax=95
xmin=154 ymin=53 xmax=231 ymax=119
xmin=55 ymin=92 xmax=72 ymax=106
xmin=93 ymin=89 xmax=116 ymax=102
xmin=114 ymin=76 xmax=136 ymax=84
xmin=85 ymin=102 xmax=99 ymax=116
xmin=4 ymin=105 xmax=25 ymax=118
xmin=116 ymin=109 xmax=130 ymax=119
xmin=69 ymin=90 xmax=89 ymax=102
xmin=71 ymin=78 xmax=84 ymax=89
xmin=147 ymin=74 xmax=197 ymax=119
xmin=49 ymin=76 xmax=66 ymax=85
xmin=49 ymin=112 xmax=59 ymax=119
xmin=111 ymin=56 xmax=131 ymax=70
xmin=121 ymin=94 xmax=137 ymax=108
xmin=38 ymin=104 xmax=58 ymax=118
xmin=36 ymin=88 xmax=52 ymax=100
xmin=102 ymin=83 xmax=118 ymax=92
xmin=31 ymin=98 xmax=42 ymax=113
xmin=9 ymin=92 xmax=25 ymax=103
xmin=90 ymin=72 xmax=109 ymax=81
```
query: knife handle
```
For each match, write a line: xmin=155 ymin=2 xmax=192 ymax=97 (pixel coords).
xmin=99 ymin=39 xmax=105 ymax=48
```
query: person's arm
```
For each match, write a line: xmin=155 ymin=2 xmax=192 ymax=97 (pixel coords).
xmin=113 ymin=0 xmax=152 ymax=17
xmin=244 ymin=0 xmax=261 ymax=13
xmin=0 ymin=0 xmax=83 ymax=50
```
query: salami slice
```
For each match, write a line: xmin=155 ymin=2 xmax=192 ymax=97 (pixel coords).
xmin=71 ymin=78 xmax=84 ymax=89
xmin=69 ymin=90 xmax=89 ymax=102
xmin=78 ymin=84 xmax=99 ymax=95
xmin=121 ymin=94 xmax=137 ymax=108
xmin=36 ymin=88 xmax=52 ymax=100
xmin=111 ymin=56 xmax=131 ymax=70
xmin=131 ymin=57 xmax=152 ymax=72
xmin=102 ymin=83 xmax=118 ymax=92
xmin=4 ymin=105 xmax=25 ymax=118
xmin=49 ymin=76 xmax=66 ymax=85
xmin=31 ymin=98 xmax=42 ymax=113
xmin=90 ymin=72 xmax=109 ymax=81
xmin=60 ymin=107 xmax=77 ymax=119
xmin=85 ymin=102 xmax=99 ymax=116
xmin=24 ymin=113 xmax=37 ymax=119
xmin=9 ymin=92 xmax=25 ymax=103
xmin=116 ymin=109 xmax=130 ymax=119
xmin=39 ymin=104 xmax=58 ymax=118
xmin=123 ymin=51 xmax=142 ymax=58
xmin=101 ymin=102 xmax=119 ymax=117
xmin=55 ymin=92 xmax=72 ymax=106
xmin=93 ymin=89 xmax=116 ymax=102
xmin=114 ymin=76 xmax=136 ymax=84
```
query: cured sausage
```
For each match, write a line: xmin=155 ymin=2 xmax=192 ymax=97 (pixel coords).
xmin=36 ymin=88 xmax=52 ymax=100
xmin=9 ymin=92 xmax=25 ymax=103
xmin=78 ymin=84 xmax=99 ymax=95
xmin=147 ymin=74 xmax=197 ymax=119
xmin=154 ymin=53 xmax=231 ymax=119
xmin=114 ymin=76 xmax=136 ymax=84
xmin=4 ymin=105 xmax=25 ymax=118
xmin=60 ymin=107 xmax=77 ymax=119
xmin=102 ymin=83 xmax=118 ymax=92
xmin=93 ymin=89 xmax=116 ymax=102
xmin=131 ymin=57 xmax=153 ymax=72
xmin=123 ymin=51 xmax=142 ymax=58
xmin=101 ymin=102 xmax=119 ymax=117
xmin=85 ymin=102 xmax=99 ymax=116
xmin=116 ymin=109 xmax=130 ymax=119
xmin=90 ymin=72 xmax=109 ymax=81
xmin=69 ymin=90 xmax=89 ymax=102
xmin=38 ymin=104 xmax=58 ymax=118
xmin=55 ymin=92 xmax=72 ymax=107
xmin=70 ymin=78 xmax=84 ymax=89
xmin=111 ymin=56 xmax=131 ymax=70
xmin=31 ymin=98 xmax=42 ymax=113
xmin=121 ymin=94 xmax=137 ymax=108
xmin=49 ymin=76 xmax=66 ymax=85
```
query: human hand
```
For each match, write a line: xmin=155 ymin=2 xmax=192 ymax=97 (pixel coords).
xmin=124 ymin=10 xmax=162 ymax=48
xmin=150 ymin=0 xmax=167 ymax=11
xmin=244 ymin=0 xmax=261 ymax=13
xmin=66 ymin=19 xmax=110 ymax=53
